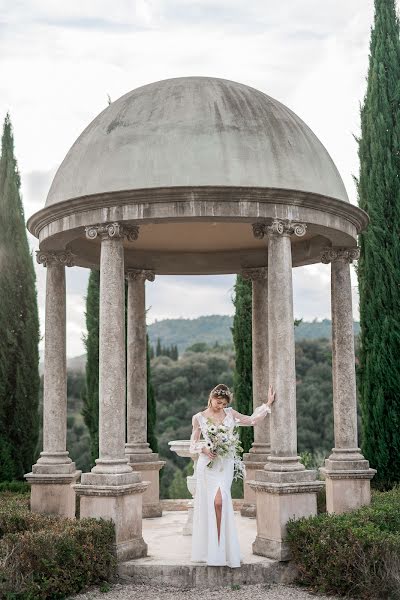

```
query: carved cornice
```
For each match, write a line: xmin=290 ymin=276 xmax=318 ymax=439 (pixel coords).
xmin=252 ymin=219 xmax=307 ymax=239
xmin=85 ymin=222 xmax=139 ymax=241
xmin=321 ymin=247 xmax=360 ymax=264
xmin=125 ymin=269 xmax=155 ymax=282
xmin=241 ymin=266 xmax=268 ymax=281
xmin=36 ymin=250 xmax=75 ymax=267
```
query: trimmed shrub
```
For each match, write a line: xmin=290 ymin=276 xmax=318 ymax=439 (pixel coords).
xmin=286 ymin=487 xmax=400 ymax=599
xmin=0 ymin=493 xmax=117 ymax=599
xmin=0 ymin=481 xmax=30 ymax=495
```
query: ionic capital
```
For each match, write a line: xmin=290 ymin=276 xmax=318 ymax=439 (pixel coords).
xmin=321 ymin=247 xmax=360 ymax=264
xmin=252 ymin=219 xmax=307 ymax=239
xmin=242 ymin=267 xmax=268 ymax=281
xmin=36 ymin=250 xmax=74 ymax=267
xmin=85 ymin=222 xmax=139 ymax=242
xmin=125 ymin=269 xmax=155 ymax=282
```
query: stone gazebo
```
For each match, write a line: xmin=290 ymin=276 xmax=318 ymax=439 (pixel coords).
xmin=26 ymin=76 xmax=375 ymax=562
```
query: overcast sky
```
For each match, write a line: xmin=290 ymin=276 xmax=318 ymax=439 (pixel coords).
xmin=1 ymin=0 xmax=375 ymax=357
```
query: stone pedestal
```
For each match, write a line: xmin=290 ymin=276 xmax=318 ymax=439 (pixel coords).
xmin=320 ymin=248 xmax=375 ymax=513
xmin=26 ymin=471 xmax=81 ymax=518
xmin=26 ymin=250 xmax=80 ymax=517
xmin=249 ymin=473 xmax=324 ymax=560
xmin=125 ymin=454 xmax=165 ymax=518
xmin=249 ymin=220 xmax=322 ymax=560
xmin=78 ymin=223 xmax=149 ymax=560
xmin=75 ymin=472 xmax=149 ymax=560
xmin=242 ymin=267 xmax=270 ymax=517
xmin=125 ymin=269 xmax=164 ymax=518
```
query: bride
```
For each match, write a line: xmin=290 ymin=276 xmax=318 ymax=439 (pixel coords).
xmin=189 ymin=383 xmax=276 ymax=568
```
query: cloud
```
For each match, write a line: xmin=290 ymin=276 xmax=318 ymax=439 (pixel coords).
xmin=2 ymin=0 xmax=372 ymax=356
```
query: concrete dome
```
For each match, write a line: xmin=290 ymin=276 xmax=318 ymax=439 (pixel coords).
xmin=46 ymin=76 xmax=348 ymax=206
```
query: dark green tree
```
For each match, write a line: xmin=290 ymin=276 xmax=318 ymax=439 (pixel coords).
xmin=156 ymin=337 xmax=162 ymax=357
xmin=147 ymin=332 xmax=158 ymax=452
xmin=232 ymin=275 xmax=253 ymax=453
xmin=82 ymin=269 xmax=100 ymax=466
xmin=0 ymin=114 xmax=40 ymax=480
xmin=357 ymin=0 xmax=400 ymax=488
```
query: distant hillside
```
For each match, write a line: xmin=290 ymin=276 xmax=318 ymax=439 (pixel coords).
xmin=61 ymin=316 xmax=361 ymax=370
xmin=147 ymin=315 xmax=233 ymax=352
xmin=147 ymin=315 xmax=360 ymax=352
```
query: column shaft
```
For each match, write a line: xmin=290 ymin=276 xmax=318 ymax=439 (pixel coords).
xmin=331 ymin=258 xmax=358 ymax=449
xmin=94 ymin=236 xmax=130 ymax=472
xmin=126 ymin=274 xmax=148 ymax=448
xmin=267 ymin=232 xmax=298 ymax=462
xmin=252 ymin=274 xmax=270 ymax=450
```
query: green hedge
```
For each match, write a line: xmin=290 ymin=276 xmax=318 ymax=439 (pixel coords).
xmin=0 ymin=492 xmax=117 ymax=599
xmin=286 ymin=487 xmax=400 ymax=599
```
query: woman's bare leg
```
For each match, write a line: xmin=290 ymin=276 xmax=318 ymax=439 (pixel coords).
xmin=214 ymin=487 xmax=223 ymax=544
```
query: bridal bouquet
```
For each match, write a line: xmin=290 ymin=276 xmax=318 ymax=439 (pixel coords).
xmin=204 ymin=420 xmax=246 ymax=480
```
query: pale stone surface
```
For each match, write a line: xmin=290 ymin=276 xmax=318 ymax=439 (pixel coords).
xmin=129 ymin=463 xmax=165 ymax=518
xmin=45 ymin=77 xmax=349 ymax=207
xmin=26 ymin=473 xmax=81 ymax=518
xmin=35 ymin=256 xmax=74 ymax=471
xmin=93 ymin=233 xmax=131 ymax=474
xmin=76 ymin=480 xmax=149 ymax=561
xmin=320 ymin=249 xmax=375 ymax=513
xmin=251 ymin=483 xmax=323 ymax=561
xmin=241 ymin=267 xmax=270 ymax=518
xmin=265 ymin=224 xmax=303 ymax=470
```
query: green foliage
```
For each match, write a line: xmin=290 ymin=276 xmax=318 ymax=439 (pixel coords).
xmin=168 ymin=469 xmax=191 ymax=499
xmin=147 ymin=333 xmax=158 ymax=453
xmin=287 ymin=487 xmax=400 ymax=598
xmin=296 ymin=340 xmax=334 ymax=454
xmin=0 ymin=493 xmax=116 ymax=599
xmin=0 ymin=113 xmax=40 ymax=481
xmin=0 ymin=481 xmax=29 ymax=495
xmin=82 ymin=269 xmax=100 ymax=467
xmin=357 ymin=0 xmax=400 ymax=489
xmin=232 ymin=276 xmax=253 ymax=454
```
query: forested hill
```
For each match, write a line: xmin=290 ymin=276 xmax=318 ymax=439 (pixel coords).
xmin=147 ymin=315 xmax=361 ymax=352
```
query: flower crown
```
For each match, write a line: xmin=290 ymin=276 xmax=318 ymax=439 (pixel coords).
xmin=214 ymin=388 xmax=229 ymax=397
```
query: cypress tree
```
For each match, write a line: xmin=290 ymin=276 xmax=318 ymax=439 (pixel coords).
xmin=0 ymin=114 xmax=40 ymax=480
xmin=82 ymin=269 xmax=100 ymax=466
xmin=357 ymin=0 xmax=400 ymax=488
xmin=232 ymin=275 xmax=253 ymax=453
xmin=156 ymin=337 xmax=162 ymax=357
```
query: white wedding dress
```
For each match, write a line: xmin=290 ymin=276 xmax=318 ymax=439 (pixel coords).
xmin=189 ymin=404 xmax=270 ymax=568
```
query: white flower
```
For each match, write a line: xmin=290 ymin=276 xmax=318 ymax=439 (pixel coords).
xmin=206 ymin=441 xmax=213 ymax=448
xmin=209 ymin=425 xmax=217 ymax=434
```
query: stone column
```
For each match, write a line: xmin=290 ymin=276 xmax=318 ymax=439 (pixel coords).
xmin=25 ymin=250 xmax=81 ymax=518
xmin=248 ymin=220 xmax=324 ymax=561
xmin=241 ymin=267 xmax=270 ymax=518
xmin=125 ymin=269 xmax=165 ymax=518
xmin=320 ymin=247 xmax=375 ymax=513
xmin=74 ymin=222 xmax=149 ymax=561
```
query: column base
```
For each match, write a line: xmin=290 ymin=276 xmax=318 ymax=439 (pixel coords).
xmin=248 ymin=468 xmax=324 ymax=561
xmin=126 ymin=451 xmax=165 ymax=518
xmin=25 ymin=470 xmax=81 ymax=518
xmin=74 ymin=471 xmax=150 ymax=561
xmin=241 ymin=449 xmax=270 ymax=518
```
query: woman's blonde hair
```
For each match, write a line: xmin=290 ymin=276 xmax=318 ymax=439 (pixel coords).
xmin=207 ymin=383 xmax=233 ymax=407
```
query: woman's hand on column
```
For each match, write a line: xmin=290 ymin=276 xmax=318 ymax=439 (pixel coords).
xmin=266 ymin=384 xmax=276 ymax=407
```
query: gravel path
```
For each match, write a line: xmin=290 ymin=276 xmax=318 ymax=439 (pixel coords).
xmin=71 ymin=582 xmax=340 ymax=600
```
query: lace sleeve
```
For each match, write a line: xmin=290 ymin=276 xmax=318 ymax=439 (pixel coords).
xmin=230 ymin=403 xmax=271 ymax=427
xmin=189 ymin=414 xmax=204 ymax=454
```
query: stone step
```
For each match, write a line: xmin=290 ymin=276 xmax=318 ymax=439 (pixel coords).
xmin=118 ymin=510 xmax=296 ymax=588
xmin=118 ymin=558 xmax=296 ymax=588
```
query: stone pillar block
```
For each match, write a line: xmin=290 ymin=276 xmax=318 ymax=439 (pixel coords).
xmin=249 ymin=470 xmax=324 ymax=561
xmin=126 ymin=456 xmax=165 ymax=518
xmin=75 ymin=472 xmax=149 ymax=561
xmin=25 ymin=471 xmax=81 ymax=519
xmin=241 ymin=453 xmax=269 ymax=518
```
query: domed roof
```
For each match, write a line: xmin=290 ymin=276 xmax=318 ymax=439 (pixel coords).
xmin=46 ymin=76 xmax=348 ymax=206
